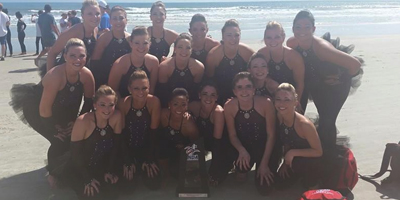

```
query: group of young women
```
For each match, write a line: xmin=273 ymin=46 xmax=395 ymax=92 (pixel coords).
xmin=10 ymin=0 xmax=363 ymax=198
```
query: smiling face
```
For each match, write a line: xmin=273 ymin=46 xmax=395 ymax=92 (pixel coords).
xmin=169 ymin=95 xmax=188 ymax=117
xmin=222 ymin=26 xmax=241 ymax=47
xmin=150 ymin=6 xmax=166 ymax=26
xmin=174 ymin=39 xmax=192 ymax=60
xmin=199 ymin=85 xmax=218 ymax=106
xmin=274 ymin=90 xmax=297 ymax=115
xmin=293 ymin=18 xmax=315 ymax=42
xmin=82 ymin=5 xmax=101 ymax=29
xmin=264 ymin=27 xmax=285 ymax=49
xmin=189 ymin=21 xmax=208 ymax=42
xmin=128 ymin=78 xmax=150 ymax=101
xmin=64 ymin=46 xmax=87 ymax=72
xmin=110 ymin=10 xmax=127 ymax=32
xmin=94 ymin=95 xmax=116 ymax=120
xmin=248 ymin=57 xmax=268 ymax=81
xmin=130 ymin=34 xmax=150 ymax=57
xmin=233 ymin=78 xmax=255 ymax=102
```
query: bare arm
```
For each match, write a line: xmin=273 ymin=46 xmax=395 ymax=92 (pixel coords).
xmin=224 ymin=101 xmax=245 ymax=152
xmin=39 ymin=71 xmax=61 ymax=117
xmin=108 ymin=57 xmax=126 ymax=99
xmin=149 ymin=96 xmax=161 ymax=129
xmin=147 ymin=55 xmax=159 ymax=94
xmin=70 ymin=114 xmax=89 ymax=141
xmin=316 ymin=38 xmax=361 ymax=76
xmin=81 ymin=68 xmax=95 ymax=98
xmin=287 ymin=49 xmax=305 ymax=104
xmin=157 ymin=61 xmax=171 ymax=83
xmin=192 ymin=60 xmax=205 ymax=83
xmin=205 ymin=46 xmax=221 ymax=78
xmin=239 ymin=43 xmax=255 ymax=62
xmin=212 ymin=107 xmax=225 ymax=139
xmin=91 ymin=32 xmax=110 ymax=60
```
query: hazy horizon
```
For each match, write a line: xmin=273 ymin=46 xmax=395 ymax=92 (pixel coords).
xmin=0 ymin=0 xmax=377 ymax=2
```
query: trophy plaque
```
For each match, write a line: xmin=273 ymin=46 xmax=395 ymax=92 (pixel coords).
xmin=176 ymin=138 xmax=210 ymax=197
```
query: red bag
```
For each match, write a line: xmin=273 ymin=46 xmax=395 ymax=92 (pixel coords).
xmin=300 ymin=189 xmax=346 ymax=200
xmin=323 ymin=146 xmax=358 ymax=196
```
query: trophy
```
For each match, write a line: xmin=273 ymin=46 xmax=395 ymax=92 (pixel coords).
xmin=176 ymin=138 xmax=210 ymax=197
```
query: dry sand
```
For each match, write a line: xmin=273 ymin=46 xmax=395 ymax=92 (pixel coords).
xmin=0 ymin=35 xmax=399 ymax=200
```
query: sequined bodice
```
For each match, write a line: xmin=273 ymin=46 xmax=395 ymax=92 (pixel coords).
xmin=279 ymin=121 xmax=310 ymax=150
xmin=191 ymin=45 xmax=208 ymax=65
xmin=234 ymin=101 xmax=267 ymax=146
xmin=102 ymin=36 xmax=131 ymax=71
xmin=195 ymin=111 xmax=214 ymax=151
xmin=255 ymin=85 xmax=272 ymax=98
xmin=167 ymin=64 xmax=194 ymax=97
xmin=214 ymin=53 xmax=247 ymax=104
xmin=123 ymin=99 xmax=151 ymax=148
xmin=149 ymin=28 xmax=170 ymax=62
xmin=295 ymin=46 xmax=321 ymax=86
xmin=268 ymin=59 xmax=295 ymax=86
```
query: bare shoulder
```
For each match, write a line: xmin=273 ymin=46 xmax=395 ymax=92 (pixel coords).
xmin=147 ymin=94 xmax=161 ymax=107
xmin=297 ymin=114 xmax=316 ymax=131
xmin=285 ymin=47 xmax=302 ymax=61
xmin=96 ymin=31 xmax=112 ymax=44
xmin=205 ymin=37 xmax=220 ymax=51
xmin=190 ymin=58 xmax=204 ymax=69
xmin=286 ymin=37 xmax=298 ymax=48
xmin=224 ymin=98 xmax=238 ymax=114
xmin=43 ymin=66 xmax=63 ymax=86
xmin=110 ymin=109 xmax=122 ymax=122
xmin=165 ymin=28 xmax=179 ymax=44
xmin=208 ymin=44 xmax=223 ymax=55
xmin=239 ymin=43 xmax=253 ymax=52
xmin=257 ymin=46 xmax=269 ymax=55
xmin=145 ymin=53 xmax=159 ymax=64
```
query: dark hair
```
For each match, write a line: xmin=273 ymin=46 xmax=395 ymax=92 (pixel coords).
xmin=150 ymin=1 xmax=166 ymax=14
xmin=110 ymin=5 xmax=127 ymax=18
xmin=44 ymin=4 xmax=51 ymax=12
xmin=64 ymin=38 xmax=87 ymax=54
xmin=232 ymin=72 xmax=255 ymax=89
xmin=130 ymin=26 xmax=148 ymax=41
xmin=38 ymin=10 xmax=43 ymax=15
xmin=198 ymin=80 xmax=218 ymax=95
xmin=15 ymin=11 xmax=23 ymax=19
xmin=247 ymin=52 xmax=268 ymax=69
xmin=293 ymin=10 xmax=315 ymax=27
xmin=174 ymin=32 xmax=192 ymax=47
xmin=222 ymin=19 xmax=240 ymax=34
xmin=71 ymin=10 xmax=77 ymax=16
xmin=93 ymin=85 xmax=118 ymax=104
xmin=189 ymin=14 xmax=207 ymax=28
xmin=128 ymin=70 xmax=149 ymax=86
xmin=3 ymin=8 xmax=8 ymax=14
xmin=169 ymin=88 xmax=189 ymax=102
xmin=0 ymin=3 xmax=3 ymax=10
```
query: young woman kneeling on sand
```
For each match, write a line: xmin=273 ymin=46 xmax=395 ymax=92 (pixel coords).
xmin=273 ymin=83 xmax=323 ymax=189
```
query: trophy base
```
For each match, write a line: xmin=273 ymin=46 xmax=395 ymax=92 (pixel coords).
xmin=176 ymin=187 xmax=209 ymax=198
xmin=178 ymin=193 xmax=209 ymax=198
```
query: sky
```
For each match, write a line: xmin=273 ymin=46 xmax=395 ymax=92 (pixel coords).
xmin=0 ymin=0 xmax=335 ymax=2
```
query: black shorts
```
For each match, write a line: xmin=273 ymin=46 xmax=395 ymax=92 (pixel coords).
xmin=41 ymin=37 xmax=56 ymax=48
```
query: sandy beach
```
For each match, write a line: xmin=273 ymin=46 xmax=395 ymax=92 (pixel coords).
xmin=0 ymin=34 xmax=399 ymax=200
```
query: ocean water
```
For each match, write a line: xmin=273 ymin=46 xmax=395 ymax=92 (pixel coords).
xmin=2 ymin=1 xmax=400 ymax=53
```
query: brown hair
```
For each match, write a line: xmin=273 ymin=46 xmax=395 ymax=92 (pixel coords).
xmin=130 ymin=26 xmax=148 ymax=41
xmin=150 ymin=1 xmax=166 ymax=14
xmin=174 ymin=32 xmax=192 ymax=47
xmin=64 ymin=38 xmax=86 ymax=54
xmin=264 ymin=21 xmax=285 ymax=39
xmin=232 ymin=72 xmax=255 ymax=89
xmin=81 ymin=0 xmax=99 ymax=15
xmin=128 ymin=70 xmax=149 ymax=86
xmin=276 ymin=83 xmax=298 ymax=99
xmin=221 ymin=19 xmax=240 ymax=34
xmin=169 ymin=88 xmax=189 ymax=102
xmin=247 ymin=52 xmax=268 ymax=69
xmin=189 ymin=14 xmax=207 ymax=28
xmin=293 ymin=10 xmax=315 ymax=27
xmin=110 ymin=5 xmax=127 ymax=18
xmin=93 ymin=85 xmax=118 ymax=104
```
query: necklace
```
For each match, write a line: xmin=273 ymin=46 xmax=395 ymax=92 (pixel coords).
xmin=117 ymin=38 xmax=124 ymax=44
xmin=100 ymin=129 xmax=107 ymax=136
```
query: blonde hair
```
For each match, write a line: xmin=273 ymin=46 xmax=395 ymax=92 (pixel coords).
xmin=128 ymin=70 xmax=149 ymax=86
xmin=276 ymin=83 xmax=297 ymax=99
xmin=264 ymin=21 xmax=285 ymax=39
xmin=81 ymin=0 xmax=99 ymax=14
xmin=64 ymin=38 xmax=86 ymax=54
xmin=93 ymin=85 xmax=118 ymax=104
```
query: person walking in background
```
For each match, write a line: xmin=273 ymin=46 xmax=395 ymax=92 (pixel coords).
xmin=35 ymin=4 xmax=60 ymax=66
xmin=59 ymin=12 xmax=68 ymax=33
xmin=98 ymin=0 xmax=111 ymax=36
xmin=67 ymin=10 xmax=81 ymax=27
xmin=31 ymin=10 xmax=44 ymax=56
xmin=3 ymin=8 xmax=12 ymax=57
xmin=0 ymin=3 xmax=10 ymax=61
xmin=15 ymin=11 xmax=27 ymax=55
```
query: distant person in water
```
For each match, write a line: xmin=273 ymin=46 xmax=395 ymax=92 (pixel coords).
xmin=68 ymin=10 xmax=81 ymax=27
xmin=15 ymin=11 xmax=27 ymax=55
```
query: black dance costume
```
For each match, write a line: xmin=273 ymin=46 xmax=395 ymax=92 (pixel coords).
xmin=67 ymin=113 xmax=119 ymax=199
xmin=274 ymin=115 xmax=322 ymax=189
xmin=231 ymin=99 xmax=278 ymax=194
xmin=159 ymin=113 xmax=191 ymax=178
xmin=194 ymin=105 xmax=232 ymax=183
xmin=214 ymin=49 xmax=247 ymax=105
xmin=149 ymin=27 xmax=170 ymax=63
xmin=118 ymin=58 xmax=151 ymax=98
xmin=92 ymin=32 xmax=131 ymax=90
xmin=10 ymin=73 xmax=84 ymax=173
xmin=255 ymin=82 xmax=273 ymax=98
xmin=157 ymin=60 xmax=197 ymax=108
xmin=120 ymin=98 xmax=161 ymax=190
xmin=268 ymin=50 xmax=295 ymax=86
xmin=190 ymin=43 xmax=208 ymax=65
xmin=296 ymin=41 xmax=352 ymax=149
